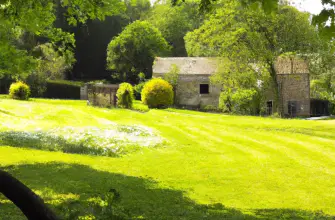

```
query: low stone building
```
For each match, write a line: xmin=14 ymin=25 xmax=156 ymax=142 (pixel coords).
xmin=153 ymin=57 xmax=221 ymax=107
xmin=152 ymin=57 xmax=329 ymax=117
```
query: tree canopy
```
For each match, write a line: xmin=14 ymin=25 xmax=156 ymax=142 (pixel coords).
xmin=0 ymin=0 xmax=125 ymax=78
xmin=145 ymin=2 xmax=203 ymax=56
xmin=107 ymin=21 xmax=170 ymax=83
xmin=185 ymin=1 xmax=322 ymax=114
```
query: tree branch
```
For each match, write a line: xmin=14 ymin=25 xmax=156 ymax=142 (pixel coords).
xmin=0 ymin=169 xmax=59 ymax=220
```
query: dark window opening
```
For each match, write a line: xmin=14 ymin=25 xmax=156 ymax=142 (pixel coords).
xmin=200 ymin=84 xmax=209 ymax=94
xmin=288 ymin=101 xmax=298 ymax=116
xmin=266 ymin=101 xmax=273 ymax=115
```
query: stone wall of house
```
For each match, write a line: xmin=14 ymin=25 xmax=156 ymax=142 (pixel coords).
xmin=153 ymin=73 xmax=221 ymax=107
xmin=278 ymin=73 xmax=310 ymax=117
xmin=265 ymin=73 xmax=310 ymax=116
xmin=265 ymin=57 xmax=311 ymax=117
xmin=275 ymin=56 xmax=309 ymax=74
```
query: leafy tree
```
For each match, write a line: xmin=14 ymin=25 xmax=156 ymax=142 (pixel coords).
xmin=68 ymin=0 xmax=151 ymax=80
xmin=309 ymin=42 xmax=335 ymax=113
xmin=145 ymin=2 xmax=202 ymax=56
xmin=0 ymin=0 xmax=125 ymax=78
xmin=210 ymin=58 xmax=267 ymax=114
xmin=107 ymin=21 xmax=170 ymax=83
xmin=125 ymin=0 xmax=151 ymax=22
xmin=185 ymin=3 xmax=321 ymax=115
xmin=172 ymin=0 xmax=335 ymax=39
xmin=163 ymin=64 xmax=180 ymax=104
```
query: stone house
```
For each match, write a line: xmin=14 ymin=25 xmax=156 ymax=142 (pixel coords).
xmin=153 ymin=57 xmax=221 ymax=107
xmin=267 ymin=56 xmax=311 ymax=117
xmin=152 ymin=57 xmax=329 ymax=117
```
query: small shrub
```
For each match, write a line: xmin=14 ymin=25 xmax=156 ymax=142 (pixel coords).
xmin=9 ymin=81 xmax=31 ymax=100
xmin=133 ymin=82 xmax=145 ymax=100
xmin=132 ymin=101 xmax=149 ymax=112
xmin=141 ymin=78 xmax=173 ymax=109
xmin=201 ymin=105 xmax=219 ymax=112
xmin=116 ymin=83 xmax=134 ymax=109
xmin=270 ymin=112 xmax=281 ymax=118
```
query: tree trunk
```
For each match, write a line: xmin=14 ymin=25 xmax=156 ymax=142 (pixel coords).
xmin=0 ymin=170 xmax=59 ymax=220
xmin=269 ymin=62 xmax=282 ymax=116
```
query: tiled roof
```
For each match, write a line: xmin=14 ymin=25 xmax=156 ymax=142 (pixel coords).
xmin=153 ymin=57 xmax=218 ymax=75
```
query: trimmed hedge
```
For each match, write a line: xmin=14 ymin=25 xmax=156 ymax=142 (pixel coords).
xmin=141 ymin=78 xmax=173 ymax=108
xmin=45 ymin=80 xmax=84 ymax=99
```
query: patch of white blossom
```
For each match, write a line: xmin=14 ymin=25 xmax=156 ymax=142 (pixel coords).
xmin=0 ymin=125 xmax=164 ymax=156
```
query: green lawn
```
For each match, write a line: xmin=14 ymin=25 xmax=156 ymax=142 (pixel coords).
xmin=1 ymin=97 xmax=335 ymax=219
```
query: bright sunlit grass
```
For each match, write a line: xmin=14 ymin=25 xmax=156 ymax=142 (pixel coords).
xmin=1 ymin=97 xmax=335 ymax=219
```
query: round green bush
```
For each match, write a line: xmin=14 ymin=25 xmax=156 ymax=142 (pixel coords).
xmin=116 ymin=83 xmax=134 ymax=109
xmin=141 ymin=78 xmax=173 ymax=108
xmin=9 ymin=81 xmax=31 ymax=100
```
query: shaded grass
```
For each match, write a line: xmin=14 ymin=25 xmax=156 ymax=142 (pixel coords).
xmin=1 ymin=162 xmax=333 ymax=219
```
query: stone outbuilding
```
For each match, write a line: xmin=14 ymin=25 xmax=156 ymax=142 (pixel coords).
xmin=153 ymin=57 xmax=330 ymax=117
xmin=153 ymin=57 xmax=221 ymax=107
xmin=268 ymin=56 xmax=311 ymax=117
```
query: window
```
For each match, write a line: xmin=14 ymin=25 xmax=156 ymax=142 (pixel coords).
xmin=266 ymin=101 xmax=273 ymax=115
xmin=200 ymin=84 xmax=209 ymax=94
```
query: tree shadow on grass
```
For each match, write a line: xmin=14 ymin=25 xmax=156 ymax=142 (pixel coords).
xmin=0 ymin=163 xmax=333 ymax=220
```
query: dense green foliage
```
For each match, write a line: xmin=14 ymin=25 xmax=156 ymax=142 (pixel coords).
xmin=25 ymin=72 xmax=47 ymax=98
xmin=145 ymin=2 xmax=202 ymax=56
xmin=67 ymin=0 xmax=151 ymax=80
xmin=9 ymin=82 xmax=31 ymax=100
xmin=173 ymin=0 xmax=333 ymax=38
xmin=163 ymin=64 xmax=180 ymax=104
xmin=163 ymin=64 xmax=180 ymax=89
xmin=141 ymin=78 xmax=173 ymax=108
xmin=45 ymin=80 xmax=83 ymax=99
xmin=1 ymin=98 xmax=335 ymax=219
xmin=185 ymin=3 xmax=321 ymax=115
xmin=116 ymin=82 xmax=135 ymax=108
xmin=309 ymin=42 xmax=335 ymax=114
xmin=0 ymin=0 xmax=124 ymax=82
xmin=107 ymin=21 xmax=170 ymax=83
xmin=219 ymin=89 xmax=258 ymax=114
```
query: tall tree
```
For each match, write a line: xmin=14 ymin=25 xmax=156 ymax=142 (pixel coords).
xmin=145 ymin=1 xmax=202 ymax=56
xmin=107 ymin=21 xmax=170 ymax=83
xmin=0 ymin=0 xmax=125 ymax=78
xmin=185 ymin=2 xmax=321 ymax=114
xmin=309 ymin=41 xmax=335 ymax=113
xmin=172 ymin=0 xmax=335 ymax=39
xmin=65 ymin=0 xmax=151 ymax=80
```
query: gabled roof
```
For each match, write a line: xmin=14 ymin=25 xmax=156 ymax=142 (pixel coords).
xmin=153 ymin=57 xmax=218 ymax=75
